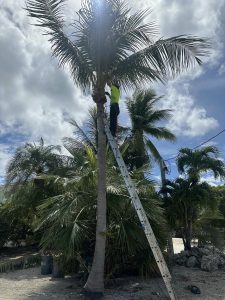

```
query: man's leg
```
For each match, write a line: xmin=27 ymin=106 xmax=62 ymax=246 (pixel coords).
xmin=110 ymin=104 xmax=117 ymax=137
xmin=114 ymin=104 xmax=120 ymax=136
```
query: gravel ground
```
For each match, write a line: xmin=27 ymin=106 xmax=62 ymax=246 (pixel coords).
xmin=1 ymin=266 xmax=225 ymax=299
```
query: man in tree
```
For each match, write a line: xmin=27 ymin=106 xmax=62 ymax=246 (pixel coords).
xmin=106 ymin=82 xmax=120 ymax=137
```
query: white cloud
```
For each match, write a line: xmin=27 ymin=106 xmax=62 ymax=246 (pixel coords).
xmin=0 ymin=0 xmax=93 ymax=178
xmin=218 ymin=64 xmax=225 ymax=75
xmin=0 ymin=145 xmax=13 ymax=178
xmin=132 ymin=0 xmax=223 ymax=139
xmin=200 ymin=174 xmax=225 ymax=187
xmin=159 ymin=84 xmax=219 ymax=137
xmin=132 ymin=0 xmax=225 ymax=65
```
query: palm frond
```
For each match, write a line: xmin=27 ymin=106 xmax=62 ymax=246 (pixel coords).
xmin=5 ymin=139 xmax=63 ymax=186
xmin=114 ymin=35 xmax=210 ymax=86
xmin=144 ymin=138 xmax=162 ymax=162
xmin=144 ymin=126 xmax=176 ymax=141
xmin=201 ymin=145 xmax=220 ymax=157
xmin=67 ymin=118 xmax=97 ymax=152
xmin=26 ymin=0 xmax=95 ymax=90
xmin=177 ymin=146 xmax=225 ymax=180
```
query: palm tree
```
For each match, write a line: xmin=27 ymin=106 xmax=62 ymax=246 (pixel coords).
xmin=125 ymin=88 xmax=175 ymax=170
xmin=165 ymin=146 xmax=225 ymax=250
xmin=6 ymin=138 xmax=62 ymax=187
xmin=164 ymin=177 xmax=215 ymax=250
xmin=177 ymin=146 xmax=225 ymax=184
xmin=26 ymin=0 xmax=209 ymax=294
xmin=4 ymin=139 xmax=64 ymax=240
xmin=35 ymin=145 xmax=167 ymax=277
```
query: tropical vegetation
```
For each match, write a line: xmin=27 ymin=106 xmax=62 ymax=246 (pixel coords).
xmin=163 ymin=146 xmax=225 ymax=250
xmin=25 ymin=0 xmax=209 ymax=293
xmin=124 ymin=88 xmax=175 ymax=170
xmin=1 ymin=105 xmax=225 ymax=295
xmin=0 ymin=8 xmax=224 ymax=300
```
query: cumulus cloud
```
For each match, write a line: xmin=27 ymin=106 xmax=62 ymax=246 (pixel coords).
xmin=159 ymin=84 xmax=219 ymax=137
xmin=200 ymin=173 xmax=225 ymax=187
xmin=131 ymin=0 xmax=223 ymax=139
xmin=0 ymin=0 xmax=93 ymax=178
xmin=0 ymin=144 xmax=14 ymax=178
xmin=132 ymin=0 xmax=225 ymax=64
xmin=218 ymin=64 xmax=225 ymax=75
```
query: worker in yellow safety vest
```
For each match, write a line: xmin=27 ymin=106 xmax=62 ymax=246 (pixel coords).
xmin=105 ymin=83 xmax=120 ymax=137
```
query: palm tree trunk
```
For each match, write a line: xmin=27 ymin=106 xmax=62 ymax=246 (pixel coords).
xmin=185 ymin=207 xmax=193 ymax=251
xmin=84 ymin=102 xmax=106 ymax=297
xmin=159 ymin=159 xmax=174 ymax=263
xmin=186 ymin=219 xmax=192 ymax=250
xmin=167 ymin=231 xmax=175 ymax=266
xmin=183 ymin=206 xmax=192 ymax=251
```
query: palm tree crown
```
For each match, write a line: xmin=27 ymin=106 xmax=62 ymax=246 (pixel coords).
xmin=6 ymin=138 xmax=62 ymax=186
xmin=125 ymin=89 xmax=176 ymax=169
xmin=26 ymin=0 xmax=209 ymax=94
xmin=177 ymin=146 xmax=225 ymax=183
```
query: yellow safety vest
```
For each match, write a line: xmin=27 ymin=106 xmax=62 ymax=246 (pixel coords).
xmin=110 ymin=85 xmax=120 ymax=104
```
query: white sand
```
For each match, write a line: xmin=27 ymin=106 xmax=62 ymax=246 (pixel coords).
xmin=0 ymin=239 xmax=224 ymax=300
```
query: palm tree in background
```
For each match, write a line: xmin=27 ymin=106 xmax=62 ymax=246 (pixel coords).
xmin=177 ymin=146 xmax=225 ymax=184
xmin=125 ymin=89 xmax=175 ymax=170
xmin=35 ymin=144 xmax=167 ymax=277
xmin=26 ymin=0 xmax=209 ymax=294
xmin=6 ymin=138 xmax=62 ymax=187
xmin=164 ymin=146 xmax=225 ymax=250
xmin=164 ymin=177 xmax=215 ymax=250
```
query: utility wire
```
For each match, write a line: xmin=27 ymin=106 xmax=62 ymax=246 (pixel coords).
xmin=164 ymin=129 xmax=225 ymax=162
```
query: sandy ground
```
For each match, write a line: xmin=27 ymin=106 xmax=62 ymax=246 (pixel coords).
xmin=0 ymin=239 xmax=225 ymax=300
xmin=1 ymin=266 xmax=225 ymax=299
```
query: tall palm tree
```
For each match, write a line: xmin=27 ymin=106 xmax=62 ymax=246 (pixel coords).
xmin=177 ymin=146 xmax=225 ymax=184
xmin=125 ymin=88 xmax=175 ymax=170
xmin=26 ymin=0 xmax=209 ymax=294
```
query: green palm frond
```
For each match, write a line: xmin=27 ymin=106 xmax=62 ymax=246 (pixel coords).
xmin=114 ymin=8 xmax=156 ymax=50
xmin=6 ymin=138 xmax=63 ymax=186
xmin=144 ymin=126 xmax=176 ymax=141
xmin=201 ymin=145 xmax=220 ymax=157
xmin=26 ymin=0 xmax=209 ymax=91
xmin=177 ymin=146 xmax=225 ymax=180
xmin=146 ymin=108 xmax=172 ymax=123
xmin=26 ymin=0 xmax=95 ymax=90
xmin=65 ymin=118 xmax=97 ymax=153
xmin=114 ymin=35 xmax=209 ymax=87
xmin=144 ymin=138 xmax=162 ymax=162
xmin=124 ymin=88 xmax=176 ymax=169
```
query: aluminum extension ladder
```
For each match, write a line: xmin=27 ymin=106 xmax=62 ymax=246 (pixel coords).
xmin=104 ymin=119 xmax=177 ymax=300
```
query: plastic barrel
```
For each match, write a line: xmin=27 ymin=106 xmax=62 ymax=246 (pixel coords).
xmin=52 ymin=259 xmax=64 ymax=278
xmin=41 ymin=255 xmax=53 ymax=275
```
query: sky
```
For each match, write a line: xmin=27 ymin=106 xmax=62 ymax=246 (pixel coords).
xmin=0 ymin=0 xmax=225 ymax=186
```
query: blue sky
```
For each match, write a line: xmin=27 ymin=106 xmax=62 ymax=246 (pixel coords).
xmin=151 ymin=64 xmax=225 ymax=185
xmin=0 ymin=0 xmax=225 ymax=186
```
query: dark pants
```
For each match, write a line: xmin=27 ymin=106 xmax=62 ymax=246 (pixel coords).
xmin=110 ymin=103 xmax=120 ymax=137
